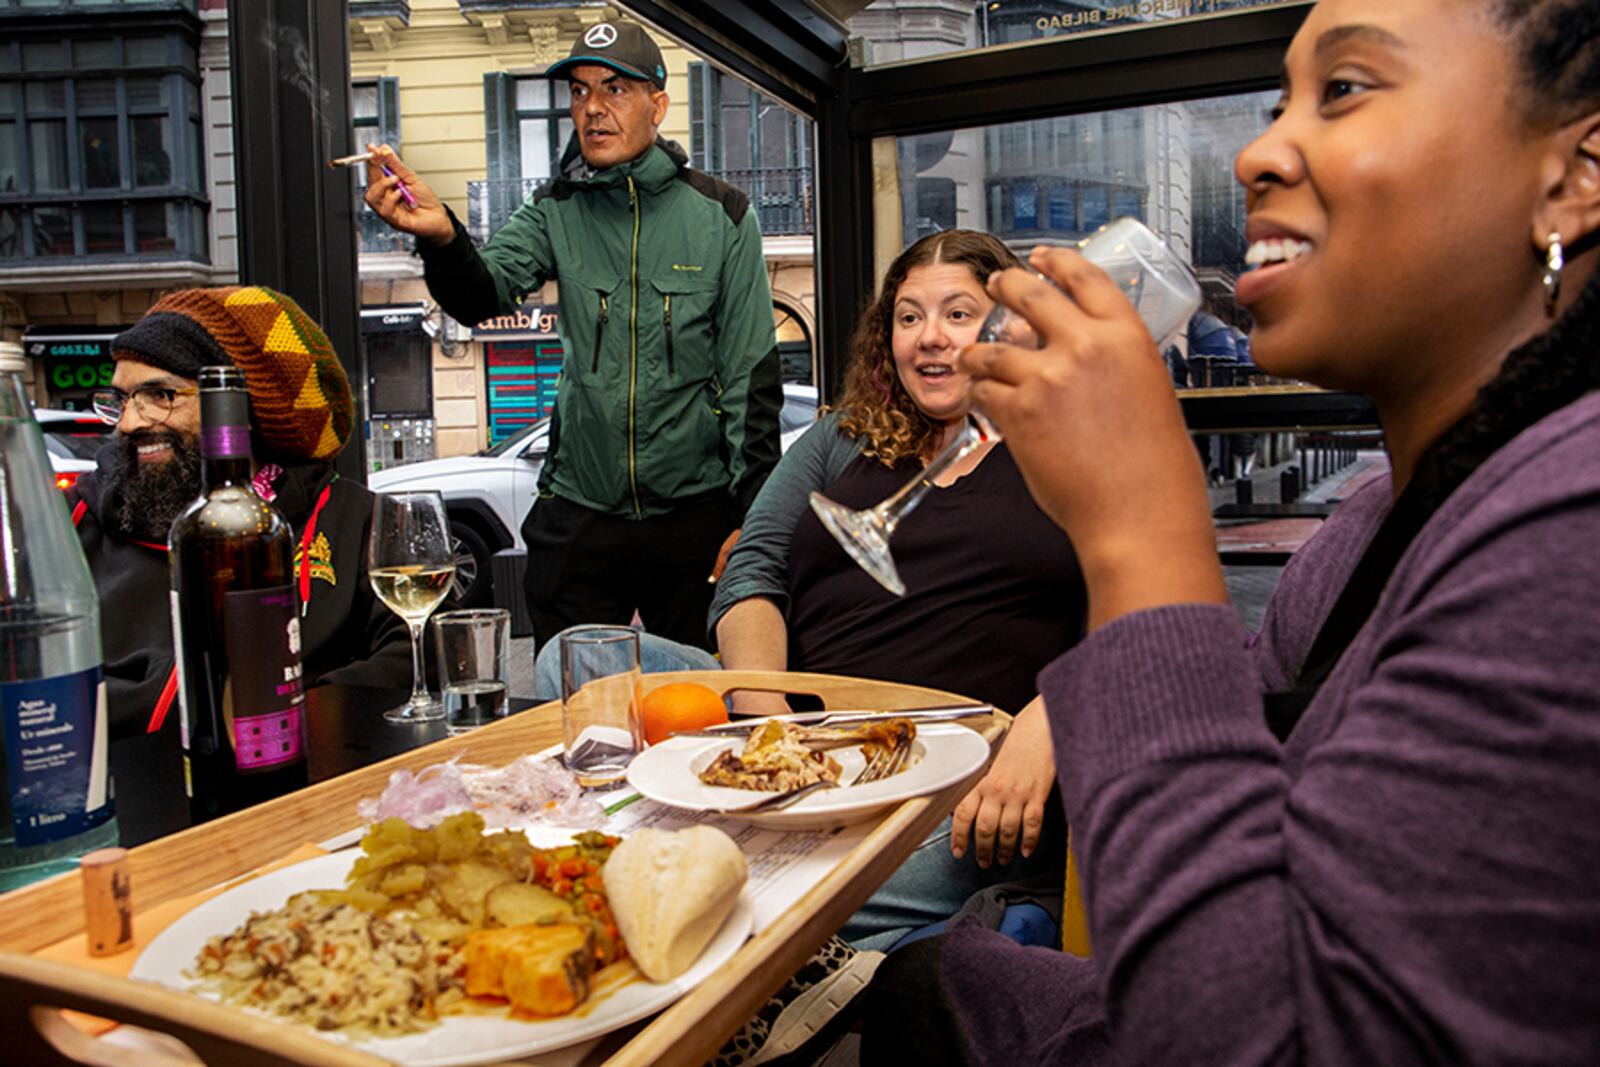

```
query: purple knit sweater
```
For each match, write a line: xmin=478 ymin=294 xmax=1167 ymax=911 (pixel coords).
xmin=944 ymin=391 xmax=1600 ymax=1065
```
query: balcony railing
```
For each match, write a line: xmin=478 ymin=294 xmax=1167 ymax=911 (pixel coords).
xmin=357 ymin=202 xmax=413 ymax=254
xmin=465 ymin=165 xmax=814 ymax=246
xmin=466 ymin=177 xmax=548 ymax=246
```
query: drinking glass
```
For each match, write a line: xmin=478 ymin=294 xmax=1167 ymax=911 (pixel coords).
xmin=560 ymin=626 xmax=644 ymax=788
xmin=810 ymin=217 xmax=1202 ymax=595
xmin=432 ymin=609 xmax=510 ymax=734
xmin=369 ymin=491 xmax=455 ymax=722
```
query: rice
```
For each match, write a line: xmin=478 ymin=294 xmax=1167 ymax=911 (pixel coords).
xmin=189 ymin=892 xmax=467 ymax=1036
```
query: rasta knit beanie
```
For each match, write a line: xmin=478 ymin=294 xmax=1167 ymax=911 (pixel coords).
xmin=112 ymin=286 xmax=355 ymax=462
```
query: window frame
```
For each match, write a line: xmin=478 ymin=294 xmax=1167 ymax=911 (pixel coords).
xmin=0 ymin=27 xmax=208 ymax=264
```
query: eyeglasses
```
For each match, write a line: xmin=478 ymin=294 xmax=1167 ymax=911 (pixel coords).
xmin=90 ymin=384 xmax=200 ymax=426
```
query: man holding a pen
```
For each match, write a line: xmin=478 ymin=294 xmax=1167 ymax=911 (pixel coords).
xmin=362 ymin=19 xmax=781 ymax=656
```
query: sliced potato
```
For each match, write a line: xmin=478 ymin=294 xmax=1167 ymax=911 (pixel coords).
xmin=311 ymin=887 xmax=390 ymax=911
xmin=432 ymin=860 xmax=513 ymax=925
xmin=485 ymin=882 xmax=575 ymax=928
xmin=379 ymin=863 xmax=429 ymax=897
xmin=434 ymin=812 xmax=486 ymax=862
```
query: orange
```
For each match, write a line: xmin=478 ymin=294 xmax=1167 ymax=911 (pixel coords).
xmin=640 ymin=682 xmax=728 ymax=744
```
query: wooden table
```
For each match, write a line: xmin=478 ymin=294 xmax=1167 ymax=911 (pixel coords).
xmin=0 ymin=670 xmax=1006 ymax=1067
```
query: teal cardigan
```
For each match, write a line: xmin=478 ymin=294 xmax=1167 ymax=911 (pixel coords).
xmin=708 ymin=411 xmax=863 ymax=642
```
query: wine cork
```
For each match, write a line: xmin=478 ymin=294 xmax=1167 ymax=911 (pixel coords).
xmin=81 ymin=848 xmax=134 ymax=957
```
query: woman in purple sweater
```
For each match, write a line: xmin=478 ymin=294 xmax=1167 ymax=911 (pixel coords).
xmin=860 ymin=0 xmax=1600 ymax=1063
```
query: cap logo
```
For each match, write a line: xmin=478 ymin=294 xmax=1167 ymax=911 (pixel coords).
xmin=584 ymin=23 xmax=617 ymax=48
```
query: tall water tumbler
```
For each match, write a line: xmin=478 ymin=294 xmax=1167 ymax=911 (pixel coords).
xmin=559 ymin=626 xmax=643 ymax=788
xmin=432 ymin=609 xmax=510 ymax=734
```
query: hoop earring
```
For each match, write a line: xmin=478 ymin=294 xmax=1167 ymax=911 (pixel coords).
xmin=1543 ymin=232 xmax=1564 ymax=317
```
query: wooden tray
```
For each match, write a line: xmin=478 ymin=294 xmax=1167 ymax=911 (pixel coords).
xmin=0 ymin=670 xmax=1009 ymax=1067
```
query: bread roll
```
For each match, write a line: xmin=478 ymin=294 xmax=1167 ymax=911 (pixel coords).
xmin=603 ymin=826 xmax=747 ymax=982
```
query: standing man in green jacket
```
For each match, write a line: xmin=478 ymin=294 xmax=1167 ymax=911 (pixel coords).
xmin=364 ymin=19 xmax=782 ymax=652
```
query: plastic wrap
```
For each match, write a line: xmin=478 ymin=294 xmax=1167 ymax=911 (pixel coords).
xmin=356 ymin=756 xmax=606 ymax=829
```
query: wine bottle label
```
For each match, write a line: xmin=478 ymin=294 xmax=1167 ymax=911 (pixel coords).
xmin=201 ymin=424 xmax=250 ymax=459
xmin=1 ymin=668 xmax=116 ymax=848
xmin=223 ymin=585 xmax=306 ymax=771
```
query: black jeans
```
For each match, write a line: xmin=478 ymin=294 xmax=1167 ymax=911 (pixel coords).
xmin=520 ymin=493 xmax=735 ymax=652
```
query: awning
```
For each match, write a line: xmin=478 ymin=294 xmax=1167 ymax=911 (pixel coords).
xmin=21 ymin=328 xmax=123 ymax=362
xmin=360 ymin=305 xmax=430 ymax=334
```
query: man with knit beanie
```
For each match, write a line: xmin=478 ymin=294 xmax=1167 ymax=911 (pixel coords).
xmin=66 ymin=286 xmax=414 ymax=740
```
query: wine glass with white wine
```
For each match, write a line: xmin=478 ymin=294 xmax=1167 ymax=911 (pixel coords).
xmin=809 ymin=217 xmax=1202 ymax=595
xmin=369 ymin=490 xmax=455 ymax=722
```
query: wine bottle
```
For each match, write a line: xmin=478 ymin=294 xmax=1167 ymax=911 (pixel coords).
xmin=0 ymin=347 xmax=119 ymax=890
xmin=169 ymin=366 xmax=307 ymax=823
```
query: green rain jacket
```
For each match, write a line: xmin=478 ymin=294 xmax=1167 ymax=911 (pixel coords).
xmin=419 ymin=138 xmax=782 ymax=519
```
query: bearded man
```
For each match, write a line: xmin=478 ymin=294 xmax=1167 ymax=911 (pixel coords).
xmin=66 ymin=286 xmax=414 ymax=739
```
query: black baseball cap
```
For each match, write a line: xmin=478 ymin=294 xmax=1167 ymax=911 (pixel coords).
xmin=547 ymin=20 xmax=667 ymax=91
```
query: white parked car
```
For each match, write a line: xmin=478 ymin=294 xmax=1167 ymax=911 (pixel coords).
xmin=369 ymin=384 xmax=819 ymax=606
xmin=33 ymin=407 xmax=109 ymax=492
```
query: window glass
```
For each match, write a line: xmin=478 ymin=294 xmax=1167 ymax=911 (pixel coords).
xmin=76 ymin=79 xmax=117 ymax=112
xmin=854 ymin=0 xmax=1300 ymax=67
xmin=75 ymin=40 xmax=116 ymax=69
xmin=26 ymin=81 xmax=67 ymax=113
xmin=134 ymin=114 xmax=171 ymax=186
xmin=351 ymin=83 xmax=379 ymax=120
xmin=125 ymin=37 xmax=169 ymax=68
xmin=30 ymin=120 xmax=68 ymax=190
xmin=516 ymin=79 xmax=548 ymax=111
xmin=83 ymin=201 xmax=123 ymax=253
xmin=23 ymin=42 xmax=66 ymax=72
xmin=519 ymin=118 xmax=550 ymax=179
xmin=33 ymin=204 xmax=74 ymax=256
xmin=126 ymin=77 xmax=163 ymax=109
xmin=0 ymin=122 xmax=16 ymax=190
xmin=134 ymin=200 xmax=175 ymax=253
xmin=0 ymin=85 xmax=12 ymax=118
xmin=511 ymin=75 xmax=569 ymax=182
xmin=889 ymin=90 xmax=1277 ymax=383
xmin=0 ymin=207 xmax=18 ymax=258
xmin=81 ymin=117 xmax=119 ymax=187
xmin=0 ymin=45 xmax=17 ymax=75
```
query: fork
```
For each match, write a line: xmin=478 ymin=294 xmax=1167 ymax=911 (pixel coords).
xmin=712 ymin=737 xmax=912 ymax=814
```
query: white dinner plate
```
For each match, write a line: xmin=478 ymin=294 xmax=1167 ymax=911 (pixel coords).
xmin=129 ymin=833 xmax=754 ymax=1067
xmin=626 ymin=723 xmax=992 ymax=830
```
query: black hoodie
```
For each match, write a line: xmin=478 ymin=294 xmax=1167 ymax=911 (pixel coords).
xmin=67 ymin=449 xmax=415 ymax=739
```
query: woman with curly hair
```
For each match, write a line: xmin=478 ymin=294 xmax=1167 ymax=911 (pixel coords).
xmin=712 ymin=228 xmax=1089 ymax=947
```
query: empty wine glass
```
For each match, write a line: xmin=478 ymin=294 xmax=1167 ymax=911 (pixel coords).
xmin=369 ymin=490 xmax=456 ymax=722
xmin=810 ymin=217 xmax=1201 ymax=595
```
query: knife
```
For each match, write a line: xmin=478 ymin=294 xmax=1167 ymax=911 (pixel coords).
xmin=670 ymin=703 xmax=993 ymax=738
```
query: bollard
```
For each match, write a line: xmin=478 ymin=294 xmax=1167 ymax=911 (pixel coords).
xmin=1235 ymin=476 xmax=1254 ymax=507
xmin=1281 ymin=466 xmax=1300 ymax=503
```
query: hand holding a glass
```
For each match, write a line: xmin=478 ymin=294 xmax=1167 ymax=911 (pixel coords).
xmin=959 ymin=235 xmax=1229 ymax=627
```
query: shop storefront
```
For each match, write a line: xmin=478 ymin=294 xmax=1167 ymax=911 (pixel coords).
xmin=22 ymin=329 xmax=125 ymax=412
xmin=473 ymin=300 xmax=564 ymax=446
xmin=360 ymin=305 xmax=436 ymax=472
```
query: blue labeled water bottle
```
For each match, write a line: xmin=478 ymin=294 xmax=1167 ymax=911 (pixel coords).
xmin=0 ymin=342 xmax=118 ymax=891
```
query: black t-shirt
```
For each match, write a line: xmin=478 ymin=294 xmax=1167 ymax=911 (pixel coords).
xmin=785 ymin=445 xmax=1086 ymax=712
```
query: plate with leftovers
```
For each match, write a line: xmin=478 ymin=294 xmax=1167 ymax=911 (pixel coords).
xmin=627 ymin=718 xmax=992 ymax=830
xmin=130 ymin=815 xmax=753 ymax=1067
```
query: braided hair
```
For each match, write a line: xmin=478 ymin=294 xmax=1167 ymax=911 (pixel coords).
xmin=1405 ymin=0 xmax=1600 ymax=516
